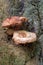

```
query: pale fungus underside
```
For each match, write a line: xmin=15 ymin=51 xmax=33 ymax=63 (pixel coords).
xmin=12 ymin=30 xmax=37 ymax=44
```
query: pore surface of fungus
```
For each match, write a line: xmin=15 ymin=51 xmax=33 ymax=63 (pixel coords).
xmin=12 ymin=30 xmax=37 ymax=44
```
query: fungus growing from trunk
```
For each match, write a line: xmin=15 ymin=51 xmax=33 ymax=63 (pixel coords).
xmin=2 ymin=16 xmax=28 ymax=28
xmin=12 ymin=30 xmax=37 ymax=45
xmin=2 ymin=16 xmax=28 ymax=36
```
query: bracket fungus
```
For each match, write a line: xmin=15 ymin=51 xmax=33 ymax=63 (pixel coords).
xmin=2 ymin=16 xmax=28 ymax=36
xmin=2 ymin=16 xmax=28 ymax=28
xmin=12 ymin=30 xmax=37 ymax=45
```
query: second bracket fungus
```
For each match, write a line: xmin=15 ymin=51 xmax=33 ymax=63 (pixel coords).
xmin=12 ymin=30 xmax=37 ymax=45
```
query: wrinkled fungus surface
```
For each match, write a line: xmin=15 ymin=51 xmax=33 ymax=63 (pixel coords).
xmin=2 ymin=16 xmax=28 ymax=28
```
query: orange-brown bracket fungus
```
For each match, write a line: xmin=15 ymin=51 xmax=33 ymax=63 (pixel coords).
xmin=12 ymin=30 xmax=37 ymax=45
xmin=2 ymin=16 xmax=28 ymax=28
xmin=2 ymin=16 xmax=28 ymax=36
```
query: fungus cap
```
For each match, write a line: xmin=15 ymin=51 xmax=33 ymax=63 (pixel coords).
xmin=2 ymin=16 xmax=20 ymax=27
xmin=2 ymin=16 xmax=28 ymax=28
xmin=12 ymin=30 xmax=37 ymax=45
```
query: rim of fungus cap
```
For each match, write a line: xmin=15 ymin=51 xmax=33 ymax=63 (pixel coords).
xmin=12 ymin=30 xmax=37 ymax=45
xmin=19 ymin=17 xmax=28 ymax=22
